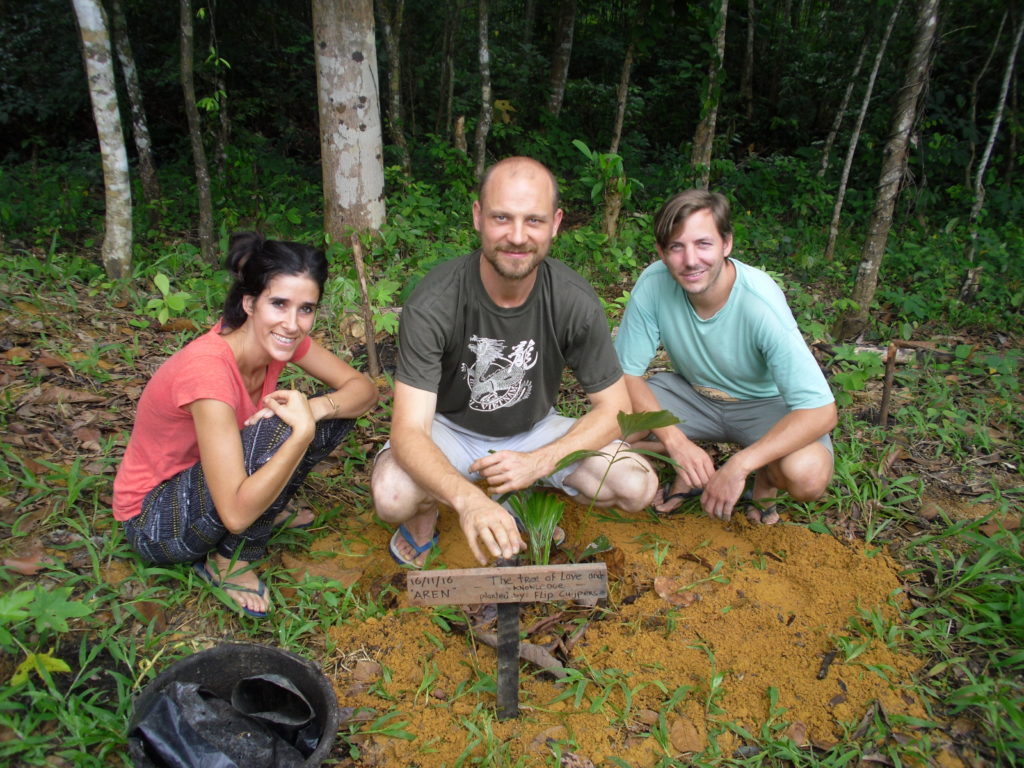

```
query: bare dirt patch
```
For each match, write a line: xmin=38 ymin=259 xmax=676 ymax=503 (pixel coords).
xmin=284 ymin=496 xmax=946 ymax=766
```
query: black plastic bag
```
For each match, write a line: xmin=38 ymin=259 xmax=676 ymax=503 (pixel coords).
xmin=128 ymin=681 xmax=306 ymax=768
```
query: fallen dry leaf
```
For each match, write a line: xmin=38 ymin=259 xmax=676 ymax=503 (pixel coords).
xmin=786 ymin=721 xmax=809 ymax=746
xmin=654 ymin=576 xmax=698 ymax=607
xmin=2 ymin=540 xmax=59 ymax=575
xmin=2 ymin=347 xmax=31 ymax=363
xmin=30 ymin=385 xmax=106 ymax=405
xmin=668 ymin=715 xmax=703 ymax=753
xmin=133 ymin=601 xmax=168 ymax=633
xmin=980 ymin=515 xmax=1021 ymax=536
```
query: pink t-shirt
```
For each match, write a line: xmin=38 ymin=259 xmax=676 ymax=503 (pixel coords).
xmin=112 ymin=326 xmax=311 ymax=521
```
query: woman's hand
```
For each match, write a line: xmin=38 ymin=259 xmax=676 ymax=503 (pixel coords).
xmin=256 ymin=389 xmax=315 ymax=442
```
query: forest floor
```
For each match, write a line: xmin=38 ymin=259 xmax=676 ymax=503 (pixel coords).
xmin=0 ymin=282 xmax=1020 ymax=767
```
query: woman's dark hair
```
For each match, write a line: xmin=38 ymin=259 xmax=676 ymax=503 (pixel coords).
xmin=221 ymin=232 xmax=328 ymax=330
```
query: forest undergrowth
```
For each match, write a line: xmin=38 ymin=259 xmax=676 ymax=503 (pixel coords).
xmin=0 ymin=156 xmax=1022 ymax=766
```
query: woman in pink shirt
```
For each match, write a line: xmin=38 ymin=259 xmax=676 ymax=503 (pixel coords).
xmin=113 ymin=233 xmax=377 ymax=617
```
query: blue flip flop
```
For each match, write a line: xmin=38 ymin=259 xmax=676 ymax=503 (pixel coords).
xmin=389 ymin=525 xmax=440 ymax=568
xmin=192 ymin=560 xmax=269 ymax=619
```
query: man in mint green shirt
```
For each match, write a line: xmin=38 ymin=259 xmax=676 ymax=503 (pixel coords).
xmin=615 ymin=190 xmax=836 ymax=523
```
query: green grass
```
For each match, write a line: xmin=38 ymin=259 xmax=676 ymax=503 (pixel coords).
xmin=1 ymin=162 xmax=1022 ymax=765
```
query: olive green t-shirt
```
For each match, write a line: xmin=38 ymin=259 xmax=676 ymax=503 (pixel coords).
xmin=396 ymin=251 xmax=622 ymax=437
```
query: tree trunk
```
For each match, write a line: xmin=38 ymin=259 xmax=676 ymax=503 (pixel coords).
xmin=964 ymin=12 xmax=1007 ymax=189
xmin=180 ymin=0 xmax=216 ymax=264
xmin=691 ymin=0 xmax=729 ymax=189
xmin=435 ymin=1 xmax=462 ymax=137
xmin=740 ymin=0 xmax=755 ymax=121
xmin=376 ymin=0 xmax=411 ymax=177
xmin=473 ymin=0 xmax=492 ymax=180
xmin=606 ymin=0 xmax=647 ymax=157
xmin=961 ymin=14 xmax=1023 ymax=287
xmin=206 ymin=0 xmax=229 ymax=175
xmin=523 ymin=0 xmax=536 ymax=48
xmin=824 ymin=0 xmax=902 ymax=262
xmin=72 ymin=0 xmax=132 ymax=279
xmin=108 ymin=0 xmax=160 ymax=226
xmin=313 ymin=0 xmax=387 ymax=238
xmin=834 ymin=0 xmax=939 ymax=341
xmin=546 ymin=0 xmax=575 ymax=117
xmin=818 ymin=26 xmax=871 ymax=178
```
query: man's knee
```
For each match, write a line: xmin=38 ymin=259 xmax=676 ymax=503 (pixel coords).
xmin=581 ymin=446 xmax=658 ymax=511
xmin=778 ymin=445 xmax=833 ymax=501
xmin=370 ymin=449 xmax=423 ymax=522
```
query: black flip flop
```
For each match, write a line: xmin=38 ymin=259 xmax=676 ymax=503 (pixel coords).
xmin=649 ymin=483 xmax=702 ymax=515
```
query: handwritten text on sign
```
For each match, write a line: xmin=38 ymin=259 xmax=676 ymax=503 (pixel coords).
xmin=406 ymin=563 xmax=608 ymax=606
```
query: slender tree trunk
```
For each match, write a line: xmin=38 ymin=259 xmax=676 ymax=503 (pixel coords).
xmin=818 ymin=26 xmax=871 ymax=178
xmin=824 ymin=0 xmax=902 ymax=262
xmin=691 ymin=0 xmax=729 ymax=189
xmin=834 ymin=0 xmax=939 ymax=341
xmin=609 ymin=1 xmax=648 ymax=156
xmin=473 ymin=0 xmax=492 ymax=180
xmin=436 ymin=1 xmax=462 ymax=137
xmin=546 ymin=0 xmax=575 ymax=117
xmin=523 ymin=0 xmax=536 ymax=48
xmin=180 ymin=0 xmax=215 ymax=264
xmin=740 ymin=0 xmax=755 ymax=121
xmin=960 ymin=13 xmax=1023 ymax=296
xmin=376 ymin=0 xmax=411 ymax=176
xmin=108 ymin=0 xmax=160 ymax=225
xmin=313 ymin=0 xmax=386 ymax=237
xmin=72 ymin=0 xmax=132 ymax=279
xmin=964 ymin=11 xmax=1007 ymax=188
xmin=206 ymin=0 xmax=229 ymax=174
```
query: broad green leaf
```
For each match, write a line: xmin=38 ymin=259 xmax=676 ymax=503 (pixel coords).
xmin=616 ymin=409 xmax=679 ymax=438
xmin=808 ymin=520 xmax=831 ymax=535
xmin=28 ymin=587 xmax=93 ymax=634
xmin=10 ymin=649 xmax=71 ymax=685
xmin=578 ymin=535 xmax=613 ymax=561
xmin=153 ymin=273 xmax=170 ymax=296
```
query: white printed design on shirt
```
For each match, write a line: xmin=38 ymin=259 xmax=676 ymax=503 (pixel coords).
xmin=461 ymin=335 xmax=537 ymax=411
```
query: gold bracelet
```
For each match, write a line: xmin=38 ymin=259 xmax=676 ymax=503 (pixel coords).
xmin=324 ymin=395 xmax=338 ymax=412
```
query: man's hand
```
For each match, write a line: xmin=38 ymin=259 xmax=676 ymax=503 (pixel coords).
xmin=699 ymin=459 xmax=748 ymax=521
xmin=665 ymin=437 xmax=716 ymax=491
xmin=469 ymin=450 xmax=549 ymax=495
xmin=456 ymin=496 xmax=526 ymax=565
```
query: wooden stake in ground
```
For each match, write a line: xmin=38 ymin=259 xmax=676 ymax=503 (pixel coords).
xmin=350 ymin=233 xmax=380 ymax=380
xmin=406 ymin=561 xmax=608 ymax=720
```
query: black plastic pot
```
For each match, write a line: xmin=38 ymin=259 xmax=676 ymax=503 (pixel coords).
xmin=129 ymin=643 xmax=339 ymax=767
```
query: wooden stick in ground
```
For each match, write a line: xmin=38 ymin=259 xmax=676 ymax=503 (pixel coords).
xmin=495 ymin=556 xmax=520 ymax=720
xmin=350 ymin=233 xmax=380 ymax=380
xmin=877 ymin=341 xmax=898 ymax=426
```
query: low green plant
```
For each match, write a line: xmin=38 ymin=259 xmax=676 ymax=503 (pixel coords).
xmin=504 ymin=487 xmax=565 ymax=566
xmin=142 ymin=272 xmax=192 ymax=326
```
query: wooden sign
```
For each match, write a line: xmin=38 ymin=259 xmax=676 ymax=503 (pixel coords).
xmin=406 ymin=563 xmax=608 ymax=606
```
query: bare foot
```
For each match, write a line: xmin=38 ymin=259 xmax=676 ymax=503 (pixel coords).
xmin=199 ymin=554 xmax=271 ymax=616
xmin=273 ymin=505 xmax=315 ymax=529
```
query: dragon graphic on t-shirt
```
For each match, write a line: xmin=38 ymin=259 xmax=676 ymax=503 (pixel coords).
xmin=462 ymin=335 xmax=537 ymax=411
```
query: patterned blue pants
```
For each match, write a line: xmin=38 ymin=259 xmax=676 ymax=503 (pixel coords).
xmin=123 ymin=414 xmax=353 ymax=564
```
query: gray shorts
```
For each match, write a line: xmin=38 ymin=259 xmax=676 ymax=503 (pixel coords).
xmin=384 ymin=409 xmax=598 ymax=496
xmin=648 ymin=372 xmax=833 ymax=455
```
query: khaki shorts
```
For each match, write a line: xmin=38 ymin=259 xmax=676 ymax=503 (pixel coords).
xmin=648 ymin=373 xmax=833 ymax=455
xmin=383 ymin=408 xmax=626 ymax=496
